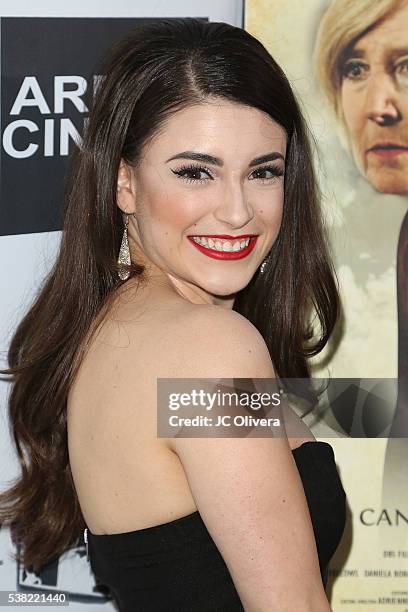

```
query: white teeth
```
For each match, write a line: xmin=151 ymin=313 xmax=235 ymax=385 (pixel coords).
xmin=191 ymin=236 xmax=251 ymax=252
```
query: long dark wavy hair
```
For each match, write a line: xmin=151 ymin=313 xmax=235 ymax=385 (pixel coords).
xmin=0 ymin=18 xmax=339 ymax=574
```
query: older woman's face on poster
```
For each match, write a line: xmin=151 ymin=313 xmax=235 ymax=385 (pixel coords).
xmin=340 ymin=4 xmax=408 ymax=196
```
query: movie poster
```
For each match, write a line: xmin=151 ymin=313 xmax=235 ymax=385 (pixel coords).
xmin=246 ymin=1 xmax=408 ymax=610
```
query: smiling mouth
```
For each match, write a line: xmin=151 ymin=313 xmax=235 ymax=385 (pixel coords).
xmin=187 ymin=235 xmax=258 ymax=260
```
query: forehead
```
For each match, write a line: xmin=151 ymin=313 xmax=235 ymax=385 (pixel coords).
xmin=143 ymin=100 xmax=287 ymax=159
xmin=350 ymin=4 xmax=408 ymax=56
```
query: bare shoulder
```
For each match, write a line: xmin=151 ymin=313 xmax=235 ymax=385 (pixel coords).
xmin=161 ymin=303 xmax=276 ymax=379
xmin=158 ymin=308 xmax=327 ymax=608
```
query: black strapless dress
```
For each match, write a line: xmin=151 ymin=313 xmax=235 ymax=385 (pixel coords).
xmin=86 ymin=441 xmax=346 ymax=611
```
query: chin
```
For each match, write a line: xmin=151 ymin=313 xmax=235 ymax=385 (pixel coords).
xmin=204 ymin=276 xmax=253 ymax=297
xmin=355 ymin=155 xmax=408 ymax=197
xmin=367 ymin=174 xmax=408 ymax=197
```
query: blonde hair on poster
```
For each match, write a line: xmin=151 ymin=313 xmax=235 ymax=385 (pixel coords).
xmin=313 ymin=0 xmax=408 ymax=124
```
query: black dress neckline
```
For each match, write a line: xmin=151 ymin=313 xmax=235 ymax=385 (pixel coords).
xmin=86 ymin=440 xmax=334 ymax=540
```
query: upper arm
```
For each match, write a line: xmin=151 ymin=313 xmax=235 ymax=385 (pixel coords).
xmin=158 ymin=305 xmax=276 ymax=379
xmin=159 ymin=307 xmax=328 ymax=610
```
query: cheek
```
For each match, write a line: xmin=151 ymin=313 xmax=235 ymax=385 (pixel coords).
xmin=400 ymin=108 xmax=408 ymax=138
xmin=340 ymin=85 xmax=360 ymax=135
xmin=148 ymin=188 xmax=210 ymax=231
xmin=256 ymin=191 xmax=284 ymax=230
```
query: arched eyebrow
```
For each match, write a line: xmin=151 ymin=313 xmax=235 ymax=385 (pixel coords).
xmin=388 ymin=47 xmax=408 ymax=62
xmin=342 ymin=48 xmax=365 ymax=61
xmin=342 ymin=46 xmax=408 ymax=63
xmin=249 ymin=152 xmax=285 ymax=166
xmin=165 ymin=151 xmax=285 ymax=167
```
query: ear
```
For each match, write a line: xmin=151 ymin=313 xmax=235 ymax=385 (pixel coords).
xmin=116 ymin=159 xmax=137 ymax=214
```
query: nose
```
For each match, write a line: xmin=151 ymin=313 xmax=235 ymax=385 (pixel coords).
xmin=365 ymin=71 xmax=402 ymax=126
xmin=213 ymin=178 xmax=254 ymax=229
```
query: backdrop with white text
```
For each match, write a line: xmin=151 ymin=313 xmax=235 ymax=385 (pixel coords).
xmin=0 ymin=2 xmax=244 ymax=610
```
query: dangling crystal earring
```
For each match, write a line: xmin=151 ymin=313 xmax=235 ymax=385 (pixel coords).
xmin=260 ymin=254 xmax=269 ymax=274
xmin=117 ymin=213 xmax=131 ymax=280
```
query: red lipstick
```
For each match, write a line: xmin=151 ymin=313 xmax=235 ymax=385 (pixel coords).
xmin=187 ymin=235 xmax=258 ymax=260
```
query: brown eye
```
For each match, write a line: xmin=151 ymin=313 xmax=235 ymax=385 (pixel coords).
xmin=171 ymin=165 xmax=213 ymax=184
xmin=249 ymin=165 xmax=284 ymax=183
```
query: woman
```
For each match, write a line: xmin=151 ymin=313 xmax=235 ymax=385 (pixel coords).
xmin=314 ymin=0 xmax=408 ymax=197
xmin=0 ymin=19 xmax=346 ymax=611
xmin=314 ymin=0 xmax=408 ymax=471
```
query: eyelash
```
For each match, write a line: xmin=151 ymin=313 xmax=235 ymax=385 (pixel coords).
xmin=171 ymin=163 xmax=285 ymax=185
xmin=342 ymin=60 xmax=368 ymax=80
xmin=342 ymin=58 xmax=408 ymax=80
